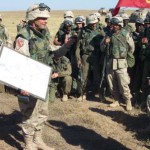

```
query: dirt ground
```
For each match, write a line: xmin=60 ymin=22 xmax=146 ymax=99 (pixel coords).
xmin=0 ymin=92 xmax=149 ymax=150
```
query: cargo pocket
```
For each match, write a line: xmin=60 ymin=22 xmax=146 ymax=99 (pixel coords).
xmin=117 ymin=59 xmax=127 ymax=69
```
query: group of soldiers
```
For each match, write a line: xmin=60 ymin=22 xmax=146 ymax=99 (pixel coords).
xmin=0 ymin=3 xmax=150 ymax=149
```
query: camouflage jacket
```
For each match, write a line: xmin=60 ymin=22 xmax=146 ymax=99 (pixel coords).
xmin=49 ymin=56 xmax=72 ymax=77
xmin=110 ymin=29 xmax=135 ymax=59
xmin=0 ymin=24 xmax=11 ymax=45
xmin=15 ymin=25 xmax=51 ymax=63
xmin=75 ymin=26 xmax=104 ymax=61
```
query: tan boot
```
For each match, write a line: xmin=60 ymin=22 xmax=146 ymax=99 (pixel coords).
xmin=23 ymin=135 xmax=37 ymax=150
xmin=109 ymin=101 xmax=120 ymax=107
xmin=126 ymin=100 xmax=132 ymax=111
xmin=34 ymin=130 xmax=54 ymax=150
xmin=77 ymin=95 xmax=86 ymax=101
xmin=62 ymin=94 xmax=68 ymax=102
xmin=82 ymin=95 xmax=86 ymax=101
xmin=77 ymin=96 xmax=82 ymax=101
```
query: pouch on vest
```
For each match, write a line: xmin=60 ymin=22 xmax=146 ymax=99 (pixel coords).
xmin=117 ymin=59 xmax=128 ymax=69
xmin=17 ymin=95 xmax=30 ymax=104
xmin=127 ymin=51 xmax=135 ymax=68
xmin=112 ymin=59 xmax=117 ymax=70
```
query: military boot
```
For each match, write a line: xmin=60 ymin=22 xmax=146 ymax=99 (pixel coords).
xmin=23 ymin=135 xmax=37 ymax=150
xmin=34 ymin=130 xmax=54 ymax=150
xmin=126 ymin=99 xmax=132 ymax=111
xmin=76 ymin=94 xmax=86 ymax=101
xmin=109 ymin=101 xmax=120 ymax=107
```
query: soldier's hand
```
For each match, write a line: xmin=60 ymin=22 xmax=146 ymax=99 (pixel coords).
xmin=64 ymin=38 xmax=75 ymax=48
xmin=51 ymin=73 xmax=59 ymax=79
xmin=141 ymin=37 xmax=148 ymax=44
xmin=105 ymin=37 xmax=110 ymax=44
xmin=20 ymin=90 xmax=29 ymax=96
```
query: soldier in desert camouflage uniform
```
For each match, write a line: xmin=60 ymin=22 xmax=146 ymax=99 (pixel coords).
xmin=14 ymin=3 xmax=74 ymax=150
xmin=101 ymin=16 xmax=135 ymax=111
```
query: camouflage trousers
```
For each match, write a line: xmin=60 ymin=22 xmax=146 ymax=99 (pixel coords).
xmin=18 ymin=92 xmax=49 ymax=136
xmin=49 ymin=76 xmax=72 ymax=102
xmin=81 ymin=54 xmax=101 ymax=93
xmin=106 ymin=60 xmax=132 ymax=102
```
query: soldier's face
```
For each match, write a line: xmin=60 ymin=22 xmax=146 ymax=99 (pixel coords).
xmin=88 ymin=23 xmax=96 ymax=30
xmin=34 ymin=17 xmax=48 ymax=29
xmin=112 ymin=24 xmax=121 ymax=32
xmin=76 ymin=23 xmax=83 ymax=29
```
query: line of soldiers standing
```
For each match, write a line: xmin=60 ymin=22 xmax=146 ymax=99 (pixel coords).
xmin=49 ymin=10 xmax=150 ymax=113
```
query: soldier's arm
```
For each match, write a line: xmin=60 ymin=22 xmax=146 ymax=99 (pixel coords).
xmin=126 ymin=32 xmax=135 ymax=54
xmin=75 ymin=32 xmax=82 ymax=62
xmin=53 ymin=31 xmax=62 ymax=46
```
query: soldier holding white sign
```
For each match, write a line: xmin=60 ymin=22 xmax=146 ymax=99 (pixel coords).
xmin=14 ymin=3 xmax=74 ymax=150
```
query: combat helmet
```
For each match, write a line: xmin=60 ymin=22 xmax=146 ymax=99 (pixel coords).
xmin=64 ymin=10 xmax=74 ymax=18
xmin=94 ymin=12 xmax=101 ymax=20
xmin=110 ymin=16 xmax=123 ymax=27
xmin=63 ymin=19 xmax=73 ymax=26
xmin=121 ymin=13 xmax=129 ymax=20
xmin=75 ymin=16 xmax=85 ymax=24
xmin=136 ymin=18 xmax=144 ymax=25
xmin=26 ymin=3 xmax=50 ymax=21
xmin=86 ymin=14 xmax=98 ymax=25
xmin=105 ymin=13 xmax=112 ymax=23
xmin=144 ymin=12 xmax=150 ymax=24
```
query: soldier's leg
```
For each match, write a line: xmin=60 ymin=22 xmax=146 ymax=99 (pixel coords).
xmin=116 ymin=68 xmax=132 ymax=111
xmin=92 ymin=57 xmax=101 ymax=95
xmin=106 ymin=59 xmax=121 ymax=105
xmin=107 ymin=71 xmax=121 ymax=107
xmin=60 ymin=76 xmax=72 ymax=101
xmin=33 ymin=94 xmax=54 ymax=150
xmin=81 ymin=54 xmax=90 ymax=97
xmin=18 ymin=97 xmax=39 ymax=150
xmin=49 ymin=84 xmax=57 ymax=103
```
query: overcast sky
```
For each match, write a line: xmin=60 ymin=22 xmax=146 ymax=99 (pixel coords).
xmin=0 ymin=0 xmax=119 ymax=11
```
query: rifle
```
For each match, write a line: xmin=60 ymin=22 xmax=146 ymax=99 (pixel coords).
xmin=99 ymin=43 xmax=109 ymax=88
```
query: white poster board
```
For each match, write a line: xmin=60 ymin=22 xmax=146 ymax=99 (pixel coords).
xmin=0 ymin=46 xmax=52 ymax=101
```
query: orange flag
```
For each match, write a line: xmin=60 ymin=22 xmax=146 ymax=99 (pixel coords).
xmin=113 ymin=0 xmax=150 ymax=16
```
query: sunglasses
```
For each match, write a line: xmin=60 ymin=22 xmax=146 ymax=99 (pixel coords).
xmin=28 ymin=3 xmax=50 ymax=13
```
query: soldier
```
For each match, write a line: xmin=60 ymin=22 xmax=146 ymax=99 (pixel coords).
xmin=104 ymin=14 xmax=112 ymax=37
xmin=140 ymin=13 xmax=150 ymax=109
xmin=121 ymin=13 xmax=134 ymax=33
xmin=48 ymin=55 xmax=72 ymax=102
xmin=101 ymin=16 xmax=135 ymax=111
xmin=14 ymin=3 xmax=74 ymax=150
xmin=71 ymin=16 xmax=85 ymax=99
xmin=53 ymin=19 xmax=73 ymax=60
xmin=0 ymin=14 xmax=12 ymax=47
xmin=64 ymin=10 xmax=74 ymax=22
xmin=75 ymin=14 xmax=104 ymax=100
xmin=53 ymin=19 xmax=73 ymax=46
xmin=129 ymin=18 xmax=144 ymax=105
xmin=17 ymin=18 xmax=27 ymax=33
xmin=59 ymin=10 xmax=75 ymax=31
xmin=93 ymin=12 xmax=105 ymax=36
